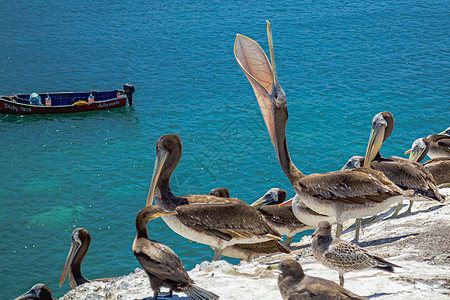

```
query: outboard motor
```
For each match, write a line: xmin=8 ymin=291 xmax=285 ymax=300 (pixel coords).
xmin=29 ymin=93 xmax=42 ymax=106
xmin=123 ymin=83 xmax=135 ymax=106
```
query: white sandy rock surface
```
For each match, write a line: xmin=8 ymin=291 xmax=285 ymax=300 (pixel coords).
xmin=60 ymin=189 xmax=450 ymax=300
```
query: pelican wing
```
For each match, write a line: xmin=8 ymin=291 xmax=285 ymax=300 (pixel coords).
xmin=133 ymin=238 xmax=192 ymax=285
xmin=372 ymin=158 xmax=435 ymax=189
xmin=258 ymin=205 xmax=306 ymax=226
xmin=436 ymin=136 xmax=450 ymax=153
xmin=175 ymin=202 xmax=281 ymax=240
xmin=234 ymin=34 xmax=276 ymax=146
xmin=298 ymin=169 xmax=402 ymax=204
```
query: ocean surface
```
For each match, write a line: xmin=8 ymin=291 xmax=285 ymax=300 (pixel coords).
xmin=0 ymin=0 xmax=448 ymax=298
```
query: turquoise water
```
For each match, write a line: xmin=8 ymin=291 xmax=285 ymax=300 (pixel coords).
xmin=1 ymin=0 xmax=448 ymax=298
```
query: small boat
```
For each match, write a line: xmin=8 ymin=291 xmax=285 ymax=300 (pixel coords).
xmin=0 ymin=84 xmax=135 ymax=115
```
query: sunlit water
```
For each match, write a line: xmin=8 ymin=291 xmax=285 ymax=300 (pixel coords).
xmin=0 ymin=0 xmax=448 ymax=298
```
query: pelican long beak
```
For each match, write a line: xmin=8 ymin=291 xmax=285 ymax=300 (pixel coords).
xmin=234 ymin=24 xmax=276 ymax=149
xmin=14 ymin=288 xmax=38 ymax=300
xmin=251 ymin=194 xmax=276 ymax=207
xmin=311 ymin=227 xmax=319 ymax=238
xmin=146 ymin=149 xmax=169 ymax=206
xmin=341 ymin=162 xmax=350 ymax=171
xmin=406 ymin=147 xmax=423 ymax=162
xmin=59 ymin=238 xmax=81 ymax=287
xmin=278 ymin=198 xmax=293 ymax=207
xmin=439 ymin=127 xmax=450 ymax=135
xmin=267 ymin=20 xmax=278 ymax=87
xmin=363 ymin=122 xmax=386 ymax=168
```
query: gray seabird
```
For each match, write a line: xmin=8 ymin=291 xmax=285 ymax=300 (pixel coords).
xmin=311 ymin=221 xmax=399 ymax=287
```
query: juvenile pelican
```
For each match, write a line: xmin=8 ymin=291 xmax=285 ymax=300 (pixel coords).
xmin=235 ymin=21 xmax=405 ymax=240
xmin=311 ymin=221 xmax=399 ymax=287
xmin=147 ymin=134 xmax=282 ymax=261
xmin=406 ymin=129 xmax=450 ymax=160
xmin=59 ymin=228 xmax=116 ymax=289
xmin=277 ymin=259 xmax=368 ymax=300
xmin=133 ymin=206 xmax=219 ymax=300
xmin=14 ymin=284 xmax=56 ymax=300
xmin=406 ymin=137 xmax=450 ymax=187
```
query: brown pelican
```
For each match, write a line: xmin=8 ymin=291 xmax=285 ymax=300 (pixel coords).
xmin=59 ymin=228 xmax=116 ymax=289
xmin=146 ymin=134 xmax=282 ymax=261
xmin=405 ymin=137 xmax=450 ymax=187
xmin=277 ymin=259 xmax=368 ymax=300
xmin=311 ymin=221 xmax=399 ymax=287
xmin=362 ymin=111 xmax=445 ymax=215
xmin=133 ymin=205 xmax=219 ymax=300
xmin=234 ymin=21 xmax=406 ymax=240
xmin=207 ymin=188 xmax=290 ymax=260
xmin=14 ymin=284 xmax=56 ymax=300
xmin=405 ymin=129 xmax=450 ymax=160
xmin=252 ymin=188 xmax=313 ymax=246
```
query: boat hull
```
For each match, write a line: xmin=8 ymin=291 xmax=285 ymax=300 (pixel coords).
xmin=0 ymin=89 xmax=132 ymax=115
xmin=0 ymin=97 xmax=126 ymax=115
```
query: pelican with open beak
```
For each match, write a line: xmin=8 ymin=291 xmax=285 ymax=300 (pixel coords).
xmin=235 ymin=21 xmax=406 ymax=241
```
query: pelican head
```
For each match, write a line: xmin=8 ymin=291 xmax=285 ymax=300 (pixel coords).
xmin=14 ymin=284 xmax=53 ymax=300
xmin=146 ymin=134 xmax=182 ymax=206
xmin=363 ymin=111 xmax=394 ymax=168
xmin=59 ymin=228 xmax=91 ymax=287
xmin=251 ymin=188 xmax=287 ymax=207
xmin=405 ymin=138 xmax=428 ymax=162
xmin=341 ymin=156 xmax=364 ymax=170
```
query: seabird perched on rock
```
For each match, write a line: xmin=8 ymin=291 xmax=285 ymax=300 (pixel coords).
xmin=406 ymin=137 xmax=450 ymax=187
xmin=146 ymin=134 xmax=282 ymax=261
xmin=360 ymin=111 xmax=444 ymax=216
xmin=133 ymin=205 xmax=219 ymax=300
xmin=311 ymin=221 xmax=399 ymax=287
xmin=277 ymin=259 xmax=368 ymax=300
xmin=59 ymin=228 xmax=117 ymax=289
xmin=235 ymin=21 xmax=406 ymax=240
xmin=14 ymin=284 xmax=56 ymax=300
xmin=405 ymin=128 xmax=450 ymax=160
